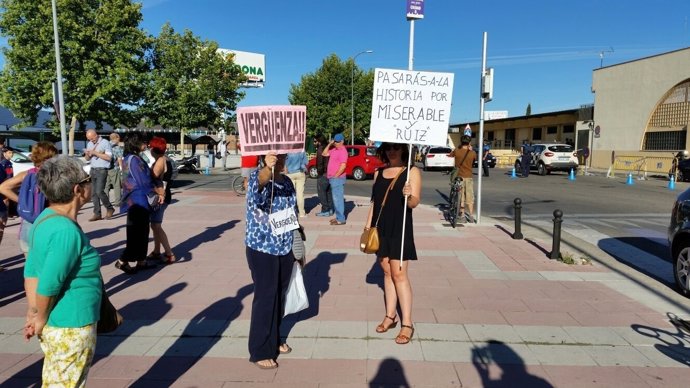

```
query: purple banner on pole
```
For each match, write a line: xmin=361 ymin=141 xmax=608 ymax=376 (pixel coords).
xmin=406 ymin=0 xmax=424 ymax=20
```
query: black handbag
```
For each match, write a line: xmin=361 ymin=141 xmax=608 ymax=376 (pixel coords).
xmin=97 ymin=282 xmax=123 ymax=334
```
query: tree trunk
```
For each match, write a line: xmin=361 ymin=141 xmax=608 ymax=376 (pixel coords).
xmin=68 ymin=116 xmax=77 ymax=156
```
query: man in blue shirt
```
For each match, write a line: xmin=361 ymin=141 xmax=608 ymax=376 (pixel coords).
xmin=520 ymin=141 xmax=532 ymax=178
xmin=285 ymin=151 xmax=308 ymax=217
xmin=85 ymin=129 xmax=114 ymax=221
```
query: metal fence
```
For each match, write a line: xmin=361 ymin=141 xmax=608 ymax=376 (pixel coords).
xmin=606 ymin=154 xmax=675 ymax=179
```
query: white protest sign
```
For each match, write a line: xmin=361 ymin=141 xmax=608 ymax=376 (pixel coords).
xmin=237 ymin=105 xmax=306 ymax=156
xmin=369 ymin=68 xmax=454 ymax=146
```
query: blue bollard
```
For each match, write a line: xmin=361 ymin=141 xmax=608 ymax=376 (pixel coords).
xmin=568 ymin=168 xmax=576 ymax=181
xmin=669 ymin=175 xmax=676 ymax=190
xmin=626 ymin=172 xmax=634 ymax=185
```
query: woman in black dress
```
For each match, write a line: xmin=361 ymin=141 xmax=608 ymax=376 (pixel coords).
xmin=366 ymin=142 xmax=422 ymax=344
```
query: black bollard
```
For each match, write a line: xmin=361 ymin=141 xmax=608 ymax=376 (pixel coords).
xmin=513 ymin=198 xmax=523 ymax=240
xmin=550 ymin=209 xmax=563 ymax=260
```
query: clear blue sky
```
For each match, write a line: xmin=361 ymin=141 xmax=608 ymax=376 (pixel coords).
xmin=8 ymin=1 xmax=690 ymax=126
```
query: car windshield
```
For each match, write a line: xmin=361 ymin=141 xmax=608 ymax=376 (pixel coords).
xmin=10 ymin=152 xmax=32 ymax=163
xmin=429 ymin=147 xmax=451 ymax=154
xmin=548 ymin=145 xmax=573 ymax=152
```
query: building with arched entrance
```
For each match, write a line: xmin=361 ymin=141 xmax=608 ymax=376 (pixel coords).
xmin=591 ymin=47 xmax=690 ymax=174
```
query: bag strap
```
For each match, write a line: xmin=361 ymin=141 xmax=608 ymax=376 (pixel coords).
xmin=373 ymin=167 xmax=406 ymax=227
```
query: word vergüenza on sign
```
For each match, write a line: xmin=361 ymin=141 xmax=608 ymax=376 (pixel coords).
xmin=237 ymin=105 xmax=307 ymax=156
xmin=370 ymin=68 xmax=454 ymax=147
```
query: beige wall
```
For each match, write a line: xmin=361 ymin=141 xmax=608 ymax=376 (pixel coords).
xmin=591 ymin=48 xmax=690 ymax=169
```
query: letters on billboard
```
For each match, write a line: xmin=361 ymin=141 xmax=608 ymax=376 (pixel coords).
xmin=237 ymin=106 xmax=306 ymax=155
xmin=369 ymin=68 xmax=454 ymax=146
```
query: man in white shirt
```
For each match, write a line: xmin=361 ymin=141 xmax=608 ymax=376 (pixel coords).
xmin=85 ymin=129 xmax=114 ymax=221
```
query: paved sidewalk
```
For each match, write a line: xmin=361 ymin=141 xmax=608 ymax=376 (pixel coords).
xmin=1 ymin=184 xmax=689 ymax=387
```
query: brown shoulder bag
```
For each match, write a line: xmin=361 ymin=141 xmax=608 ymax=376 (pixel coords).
xmin=360 ymin=167 xmax=406 ymax=254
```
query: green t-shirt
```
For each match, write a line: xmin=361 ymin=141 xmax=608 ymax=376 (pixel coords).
xmin=24 ymin=209 xmax=102 ymax=328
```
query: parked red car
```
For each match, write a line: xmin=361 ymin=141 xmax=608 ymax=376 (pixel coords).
xmin=307 ymin=145 xmax=384 ymax=181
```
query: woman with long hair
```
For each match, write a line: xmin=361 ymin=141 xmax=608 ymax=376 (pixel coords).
xmin=147 ymin=137 xmax=175 ymax=264
xmin=114 ymin=134 xmax=163 ymax=274
xmin=366 ymin=142 xmax=422 ymax=345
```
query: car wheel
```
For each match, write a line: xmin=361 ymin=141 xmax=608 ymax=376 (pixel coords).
xmin=537 ymin=163 xmax=547 ymax=176
xmin=674 ymin=246 xmax=690 ymax=297
xmin=352 ymin=167 xmax=366 ymax=181
xmin=308 ymin=166 xmax=318 ymax=179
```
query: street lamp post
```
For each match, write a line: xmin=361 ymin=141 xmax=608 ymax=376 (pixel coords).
xmin=351 ymin=50 xmax=373 ymax=145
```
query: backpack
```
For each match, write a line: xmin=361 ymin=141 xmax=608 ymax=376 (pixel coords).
xmin=17 ymin=168 xmax=47 ymax=223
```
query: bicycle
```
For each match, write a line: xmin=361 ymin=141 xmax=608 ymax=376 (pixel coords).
xmin=231 ymin=175 xmax=246 ymax=196
xmin=447 ymin=177 xmax=463 ymax=228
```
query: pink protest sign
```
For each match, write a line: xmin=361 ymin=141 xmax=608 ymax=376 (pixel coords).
xmin=237 ymin=105 xmax=307 ymax=156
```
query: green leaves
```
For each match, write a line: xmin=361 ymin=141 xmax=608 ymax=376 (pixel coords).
xmin=288 ymin=54 xmax=374 ymax=143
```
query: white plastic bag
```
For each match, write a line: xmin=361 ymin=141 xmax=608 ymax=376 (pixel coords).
xmin=284 ymin=262 xmax=309 ymax=316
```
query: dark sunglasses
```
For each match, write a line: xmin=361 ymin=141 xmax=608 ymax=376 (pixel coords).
xmin=384 ymin=144 xmax=403 ymax=151
xmin=78 ymin=175 xmax=91 ymax=185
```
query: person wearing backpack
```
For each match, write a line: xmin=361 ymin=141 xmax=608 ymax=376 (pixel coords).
xmin=0 ymin=142 xmax=58 ymax=258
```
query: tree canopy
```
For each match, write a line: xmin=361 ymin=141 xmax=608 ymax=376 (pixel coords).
xmin=288 ymin=54 xmax=374 ymax=143
xmin=0 ymin=0 xmax=149 ymax=129
xmin=141 ymin=23 xmax=245 ymax=132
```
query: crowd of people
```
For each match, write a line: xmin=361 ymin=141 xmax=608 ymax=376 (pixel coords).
xmin=0 ymin=132 xmax=429 ymax=381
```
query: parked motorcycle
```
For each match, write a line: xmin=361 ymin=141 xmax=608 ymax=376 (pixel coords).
xmin=177 ymin=155 xmax=201 ymax=174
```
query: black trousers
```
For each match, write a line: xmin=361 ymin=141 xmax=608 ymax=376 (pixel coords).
xmin=120 ymin=204 xmax=150 ymax=262
xmin=245 ymin=246 xmax=293 ymax=362
xmin=316 ymin=175 xmax=333 ymax=212
xmin=90 ymin=168 xmax=114 ymax=216
xmin=521 ymin=156 xmax=530 ymax=177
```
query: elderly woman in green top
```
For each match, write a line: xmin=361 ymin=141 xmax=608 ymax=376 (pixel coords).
xmin=23 ymin=155 xmax=102 ymax=388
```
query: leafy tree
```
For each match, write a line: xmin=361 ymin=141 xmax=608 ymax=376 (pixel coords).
xmin=142 ymin=23 xmax=245 ymax=133
xmin=0 ymin=0 xmax=149 ymax=130
xmin=525 ymin=103 xmax=532 ymax=116
xmin=289 ymin=54 xmax=374 ymax=142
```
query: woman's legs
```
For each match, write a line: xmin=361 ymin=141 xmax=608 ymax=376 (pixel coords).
xmin=150 ymin=223 xmax=172 ymax=256
xmin=389 ymin=259 xmax=414 ymax=343
xmin=378 ymin=257 xmax=399 ymax=328
xmin=39 ymin=324 xmax=97 ymax=388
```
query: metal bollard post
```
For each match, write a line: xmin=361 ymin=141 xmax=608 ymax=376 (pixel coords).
xmin=550 ymin=209 xmax=563 ymax=260
xmin=513 ymin=198 xmax=523 ymax=240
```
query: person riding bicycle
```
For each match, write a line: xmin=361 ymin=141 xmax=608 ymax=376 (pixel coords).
xmin=448 ymin=136 xmax=477 ymax=223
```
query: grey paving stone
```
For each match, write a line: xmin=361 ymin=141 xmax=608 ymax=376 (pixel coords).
xmin=420 ymin=340 xmax=474 ymax=362
xmin=204 ymin=337 xmax=248 ymax=358
xmin=167 ymin=318 xmax=229 ymax=337
xmin=504 ymin=271 xmax=546 ymax=281
xmin=415 ymin=323 xmax=469 ymax=342
xmin=633 ymin=344 xmax=690 ymax=367
xmin=317 ymin=320 xmax=367 ymax=339
xmin=114 ymin=319 xmax=180 ymax=337
xmin=0 ymin=318 xmax=24 ymax=335
xmin=313 ymin=338 xmax=367 ymax=359
xmin=562 ymin=326 xmax=630 ymax=346
xmin=469 ymin=271 xmax=510 ymax=280
xmin=527 ymin=344 xmax=597 ymax=365
xmin=456 ymin=251 xmax=499 ymax=271
xmin=96 ymin=335 xmax=159 ymax=356
xmin=611 ymin=326 xmax=681 ymax=346
xmin=145 ymin=336 xmax=216 ymax=357
xmin=470 ymin=341 xmax=539 ymax=365
xmin=366 ymin=338 xmax=424 ymax=361
xmin=464 ymin=324 xmax=521 ymax=343
xmin=583 ymin=345 xmax=655 ymax=367
xmin=514 ymin=326 xmax=575 ymax=344
xmin=539 ymin=271 xmax=586 ymax=281
xmin=275 ymin=337 xmax=317 ymax=359
xmin=0 ymin=334 xmax=40 ymax=354
xmin=219 ymin=319 xmax=251 ymax=338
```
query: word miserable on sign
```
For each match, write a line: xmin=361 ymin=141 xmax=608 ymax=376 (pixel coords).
xmin=237 ymin=106 xmax=306 ymax=155
xmin=370 ymin=68 xmax=454 ymax=146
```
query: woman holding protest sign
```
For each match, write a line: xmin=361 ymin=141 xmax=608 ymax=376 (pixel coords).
xmin=245 ymin=151 xmax=298 ymax=369
xmin=366 ymin=142 xmax=421 ymax=345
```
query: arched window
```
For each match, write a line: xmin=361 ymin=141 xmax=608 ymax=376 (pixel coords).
xmin=643 ymin=80 xmax=690 ymax=150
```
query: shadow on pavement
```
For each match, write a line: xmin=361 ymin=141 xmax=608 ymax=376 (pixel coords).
xmin=281 ymin=251 xmax=347 ymax=336
xmin=128 ymin=284 xmax=253 ymax=387
xmin=173 ymin=219 xmax=240 ymax=263
xmin=631 ymin=313 xmax=690 ymax=367
xmin=0 ymin=258 xmax=26 ymax=308
xmin=598 ymin=237 xmax=674 ymax=287
xmin=471 ymin=340 xmax=553 ymax=388
xmin=369 ymin=357 xmax=410 ymax=387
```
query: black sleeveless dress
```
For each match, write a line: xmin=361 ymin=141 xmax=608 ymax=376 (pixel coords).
xmin=370 ymin=167 xmax=418 ymax=261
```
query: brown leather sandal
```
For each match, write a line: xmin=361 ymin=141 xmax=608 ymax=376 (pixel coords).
xmin=395 ymin=324 xmax=414 ymax=344
xmin=375 ymin=315 xmax=398 ymax=333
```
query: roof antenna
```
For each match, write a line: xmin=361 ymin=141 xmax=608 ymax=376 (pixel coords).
xmin=599 ymin=47 xmax=614 ymax=68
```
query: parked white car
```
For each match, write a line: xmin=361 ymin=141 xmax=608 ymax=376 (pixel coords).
xmin=7 ymin=149 xmax=34 ymax=175
xmin=422 ymin=146 xmax=455 ymax=171
xmin=515 ymin=143 xmax=578 ymax=175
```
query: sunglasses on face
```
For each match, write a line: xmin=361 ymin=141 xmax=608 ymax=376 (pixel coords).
xmin=384 ymin=144 xmax=403 ymax=151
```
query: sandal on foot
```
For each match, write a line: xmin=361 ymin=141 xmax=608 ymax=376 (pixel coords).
xmin=329 ymin=219 xmax=346 ymax=225
xmin=114 ymin=260 xmax=137 ymax=275
xmin=395 ymin=324 xmax=414 ymax=345
xmin=135 ymin=260 xmax=158 ymax=271
xmin=279 ymin=343 xmax=292 ymax=354
xmin=146 ymin=252 xmax=161 ymax=260
xmin=252 ymin=359 xmax=278 ymax=369
xmin=161 ymin=253 xmax=176 ymax=265
xmin=375 ymin=315 xmax=398 ymax=333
